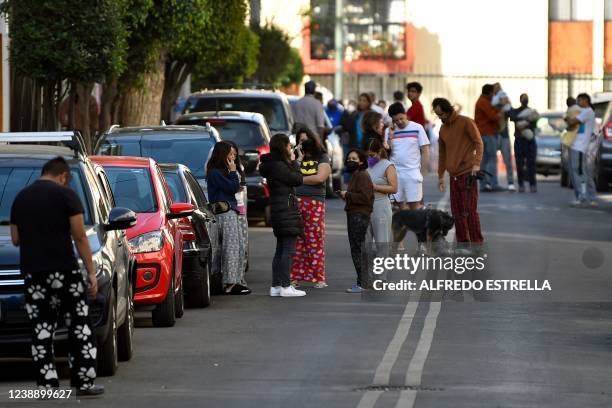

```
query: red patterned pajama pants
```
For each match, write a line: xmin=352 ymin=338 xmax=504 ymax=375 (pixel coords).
xmin=290 ymin=197 xmax=326 ymax=283
xmin=450 ymin=174 xmax=484 ymax=244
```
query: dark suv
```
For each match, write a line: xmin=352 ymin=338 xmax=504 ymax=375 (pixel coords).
xmin=182 ymin=89 xmax=294 ymax=137
xmin=94 ymin=125 xmax=220 ymax=197
xmin=0 ymin=132 xmax=137 ymax=376
xmin=174 ymin=111 xmax=271 ymax=223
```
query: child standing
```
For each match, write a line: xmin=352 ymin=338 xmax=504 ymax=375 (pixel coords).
xmin=339 ymin=149 xmax=374 ymax=293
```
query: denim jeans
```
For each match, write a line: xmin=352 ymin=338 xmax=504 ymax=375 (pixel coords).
xmin=480 ymin=135 xmax=499 ymax=188
xmin=569 ymin=148 xmax=597 ymax=201
xmin=272 ymin=235 xmax=298 ymax=287
xmin=498 ymin=133 xmax=514 ymax=185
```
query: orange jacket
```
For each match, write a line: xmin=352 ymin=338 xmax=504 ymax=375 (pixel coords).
xmin=474 ymin=95 xmax=500 ymax=136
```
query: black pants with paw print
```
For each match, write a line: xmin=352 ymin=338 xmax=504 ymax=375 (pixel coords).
xmin=24 ymin=270 xmax=97 ymax=389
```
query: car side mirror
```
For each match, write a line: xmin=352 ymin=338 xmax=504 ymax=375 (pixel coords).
xmin=168 ymin=202 xmax=195 ymax=219
xmin=104 ymin=207 xmax=137 ymax=231
xmin=207 ymin=201 xmax=230 ymax=215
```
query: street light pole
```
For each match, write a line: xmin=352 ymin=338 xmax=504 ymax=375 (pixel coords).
xmin=334 ymin=0 xmax=343 ymax=102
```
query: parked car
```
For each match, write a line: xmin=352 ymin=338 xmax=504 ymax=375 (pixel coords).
xmin=91 ymin=156 xmax=194 ymax=327
xmin=534 ymin=112 xmax=564 ymax=176
xmin=288 ymin=96 xmax=344 ymax=195
xmin=182 ymin=89 xmax=294 ymax=137
xmin=160 ymin=163 xmax=219 ymax=305
xmin=94 ymin=125 xmax=220 ymax=197
xmin=592 ymin=94 xmax=612 ymax=191
xmin=0 ymin=132 xmax=137 ymax=376
xmin=174 ymin=111 xmax=271 ymax=223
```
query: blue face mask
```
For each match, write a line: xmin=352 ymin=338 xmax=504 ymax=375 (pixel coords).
xmin=367 ymin=156 xmax=380 ymax=168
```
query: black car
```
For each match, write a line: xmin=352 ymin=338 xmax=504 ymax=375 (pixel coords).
xmin=174 ymin=111 xmax=271 ymax=224
xmin=0 ymin=132 xmax=137 ymax=377
xmin=160 ymin=163 xmax=220 ymax=304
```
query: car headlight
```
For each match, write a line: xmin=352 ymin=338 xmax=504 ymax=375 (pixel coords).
xmin=128 ymin=231 xmax=164 ymax=254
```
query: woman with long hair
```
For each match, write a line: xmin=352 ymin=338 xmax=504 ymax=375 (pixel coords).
xmin=290 ymin=127 xmax=331 ymax=288
xmin=364 ymin=138 xmax=398 ymax=283
xmin=338 ymin=149 xmax=374 ymax=293
xmin=259 ymin=134 xmax=307 ymax=297
xmin=224 ymin=140 xmax=249 ymax=283
xmin=361 ymin=110 xmax=385 ymax=150
xmin=206 ymin=141 xmax=251 ymax=295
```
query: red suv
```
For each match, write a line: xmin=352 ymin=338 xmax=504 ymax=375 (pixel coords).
xmin=91 ymin=156 xmax=194 ymax=327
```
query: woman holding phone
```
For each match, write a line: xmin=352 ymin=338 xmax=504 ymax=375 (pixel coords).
xmin=206 ymin=141 xmax=251 ymax=295
xmin=259 ymin=134 xmax=307 ymax=297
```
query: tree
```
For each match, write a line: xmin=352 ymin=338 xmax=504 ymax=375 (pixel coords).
xmin=190 ymin=1 xmax=259 ymax=93
xmin=1 ymin=0 xmax=127 ymax=151
xmin=278 ymin=47 xmax=304 ymax=88
xmin=250 ymin=23 xmax=292 ymax=87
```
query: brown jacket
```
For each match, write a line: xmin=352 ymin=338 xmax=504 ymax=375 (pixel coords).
xmin=474 ymin=95 xmax=500 ymax=136
xmin=438 ymin=112 xmax=484 ymax=178
xmin=345 ymin=169 xmax=374 ymax=215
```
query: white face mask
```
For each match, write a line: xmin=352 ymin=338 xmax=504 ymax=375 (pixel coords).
xmin=347 ymin=104 xmax=356 ymax=113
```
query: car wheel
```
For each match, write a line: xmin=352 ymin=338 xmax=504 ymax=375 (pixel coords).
xmin=210 ymin=272 xmax=223 ymax=296
xmin=175 ymin=276 xmax=184 ymax=319
xmin=186 ymin=259 xmax=211 ymax=308
xmin=97 ymin=288 xmax=119 ymax=376
xmin=151 ymin=271 xmax=176 ymax=327
xmin=117 ymin=282 xmax=134 ymax=362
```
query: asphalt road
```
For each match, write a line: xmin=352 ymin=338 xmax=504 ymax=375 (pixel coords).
xmin=2 ymin=173 xmax=612 ymax=407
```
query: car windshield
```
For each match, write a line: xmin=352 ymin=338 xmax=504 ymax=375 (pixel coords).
xmin=0 ymin=166 xmax=91 ymax=225
xmin=104 ymin=133 xmax=215 ymax=178
xmin=162 ymin=171 xmax=188 ymax=203
xmin=537 ymin=116 xmax=566 ymax=137
xmin=186 ymin=97 xmax=288 ymax=131
xmin=104 ymin=167 xmax=158 ymax=213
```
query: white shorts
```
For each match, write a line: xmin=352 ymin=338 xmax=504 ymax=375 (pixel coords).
xmin=394 ymin=169 xmax=423 ymax=203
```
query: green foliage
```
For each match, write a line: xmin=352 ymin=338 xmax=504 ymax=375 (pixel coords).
xmin=250 ymin=23 xmax=292 ymax=86
xmin=1 ymin=0 xmax=127 ymax=83
xmin=191 ymin=0 xmax=259 ymax=88
xmin=278 ymin=47 xmax=304 ymax=88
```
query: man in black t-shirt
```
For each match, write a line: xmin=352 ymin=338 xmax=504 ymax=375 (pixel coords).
xmin=10 ymin=156 xmax=104 ymax=396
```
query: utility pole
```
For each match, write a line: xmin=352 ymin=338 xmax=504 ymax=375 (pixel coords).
xmin=334 ymin=0 xmax=344 ymax=101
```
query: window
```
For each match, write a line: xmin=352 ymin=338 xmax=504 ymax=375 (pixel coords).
xmin=140 ymin=134 xmax=216 ymax=179
xmin=163 ymin=171 xmax=188 ymax=204
xmin=185 ymin=98 xmax=289 ymax=132
xmin=549 ymin=0 xmax=593 ymax=21
xmin=175 ymin=118 xmax=267 ymax=148
xmin=311 ymin=0 xmax=407 ymax=60
xmin=104 ymin=167 xmax=158 ymax=213
xmin=0 ymin=167 xmax=92 ymax=225
xmin=606 ymin=0 xmax=612 ymax=20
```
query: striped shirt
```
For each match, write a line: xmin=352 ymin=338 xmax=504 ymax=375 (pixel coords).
xmin=385 ymin=122 xmax=430 ymax=171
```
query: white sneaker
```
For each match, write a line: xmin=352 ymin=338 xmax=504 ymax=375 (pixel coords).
xmin=280 ymin=286 xmax=306 ymax=297
xmin=508 ymin=184 xmax=516 ymax=192
xmin=270 ymin=286 xmax=281 ymax=297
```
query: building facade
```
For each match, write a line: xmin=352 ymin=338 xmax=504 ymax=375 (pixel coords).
xmin=257 ymin=0 xmax=612 ymax=116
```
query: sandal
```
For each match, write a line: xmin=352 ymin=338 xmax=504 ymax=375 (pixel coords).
xmin=226 ymin=283 xmax=251 ymax=295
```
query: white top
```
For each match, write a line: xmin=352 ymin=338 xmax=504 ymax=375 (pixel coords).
xmin=384 ymin=121 xmax=430 ymax=171
xmin=371 ymin=103 xmax=392 ymax=126
xmin=572 ymin=107 xmax=596 ymax=153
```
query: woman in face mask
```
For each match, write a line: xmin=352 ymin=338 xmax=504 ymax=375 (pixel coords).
xmin=365 ymin=138 xmax=398 ymax=282
xmin=338 ymin=149 xmax=374 ymax=293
